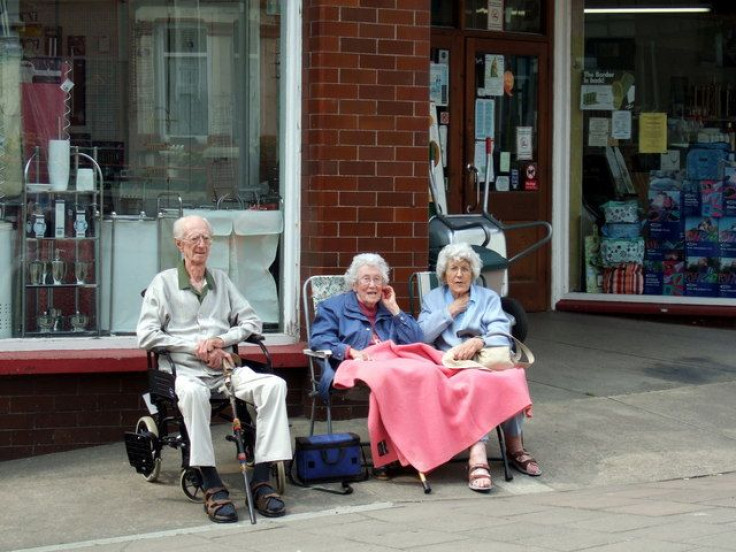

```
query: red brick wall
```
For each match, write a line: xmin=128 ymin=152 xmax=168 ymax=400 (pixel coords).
xmin=0 ymin=368 xmax=306 ymax=461
xmin=301 ymin=1 xmax=431 ymax=298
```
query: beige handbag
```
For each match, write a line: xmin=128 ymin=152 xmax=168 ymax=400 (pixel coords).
xmin=441 ymin=331 xmax=534 ymax=371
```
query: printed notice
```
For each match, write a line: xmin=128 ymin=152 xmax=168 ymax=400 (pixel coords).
xmin=588 ymin=117 xmax=610 ymax=147
xmin=484 ymin=54 xmax=505 ymax=96
xmin=639 ymin=112 xmax=668 ymax=154
xmin=488 ymin=0 xmax=503 ymax=31
xmin=475 ymin=99 xmax=495 ymax=140
xmin=430 ymin=62 xmax=449 ymax=106
xmin=611 ymin=110 xmax=632 ymax=140
xmin=516 ymin=126 xmax=533 ymax=160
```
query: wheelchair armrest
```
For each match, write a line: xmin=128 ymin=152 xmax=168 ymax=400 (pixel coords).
xmin=244 ymin=333 xmax=265 ymax=345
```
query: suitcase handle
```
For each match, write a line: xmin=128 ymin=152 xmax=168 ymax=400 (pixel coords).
xmin=320 ymin=447 xmax=346 ymax=465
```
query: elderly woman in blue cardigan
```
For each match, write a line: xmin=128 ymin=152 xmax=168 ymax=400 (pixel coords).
xmin=309 ymin=253 xmax=423 ymax=400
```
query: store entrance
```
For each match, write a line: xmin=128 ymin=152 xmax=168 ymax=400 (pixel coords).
xmin=430 ymin=34 xmax=552 ymax=312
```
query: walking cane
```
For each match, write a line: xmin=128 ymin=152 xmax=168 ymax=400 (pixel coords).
xmin=222 ymin=356 xmax=257 ymax=524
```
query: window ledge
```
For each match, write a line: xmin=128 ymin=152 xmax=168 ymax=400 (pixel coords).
xmin=0 ymin=340 xmax=308 ymax=376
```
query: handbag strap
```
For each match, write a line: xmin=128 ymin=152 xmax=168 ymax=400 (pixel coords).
xmin=484 ymin=331 xmax=535 ymax=368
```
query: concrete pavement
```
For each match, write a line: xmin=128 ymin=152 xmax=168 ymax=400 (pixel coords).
xmin=2 ymin=311 xmax=735 ymax=551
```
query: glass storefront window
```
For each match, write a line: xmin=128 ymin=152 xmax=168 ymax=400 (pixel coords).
xmin=574 ymin=1 xmax=736 ymax=301
xmin=0 ymin=0 xmax=290 ymax=338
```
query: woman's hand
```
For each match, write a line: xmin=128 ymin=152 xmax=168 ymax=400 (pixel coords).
xmin=380 ymin=285 xmax=401 ymax=315
xmin=448 ymin=292 xmax=470 ymax=318
xmin=449 ymin=336 xmax=484 ymax=361
xmin=349 ymin=348 xmax=373 ymax=361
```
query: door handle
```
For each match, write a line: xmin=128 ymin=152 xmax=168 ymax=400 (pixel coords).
xmin=465 ymin=164 xmax=479 ymax=213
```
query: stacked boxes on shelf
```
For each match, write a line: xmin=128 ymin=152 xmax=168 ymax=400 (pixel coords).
xmin=599 ymin=199 xmax=644 ymax=294
xmin=644 ymin=142 xmax=735 ymax=298
xmin=644 ymin=171 xmax=685 ymax=296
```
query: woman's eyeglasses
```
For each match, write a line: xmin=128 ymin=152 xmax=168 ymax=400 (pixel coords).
xmin=358 ymin=275 xmax=384 ymax=286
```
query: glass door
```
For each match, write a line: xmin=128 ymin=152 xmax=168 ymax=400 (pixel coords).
xmin=463 ymin=38 xmax=551 ymax=310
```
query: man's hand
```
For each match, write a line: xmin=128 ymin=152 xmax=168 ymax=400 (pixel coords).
xmin=196 ymin=337 xmax=226 ymax=369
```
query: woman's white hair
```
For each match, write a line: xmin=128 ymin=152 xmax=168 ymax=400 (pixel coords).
xmin=436 ymin=242 xmax=482 ymax=282
xmin=344 ymin=253 xmax=390 ymax=288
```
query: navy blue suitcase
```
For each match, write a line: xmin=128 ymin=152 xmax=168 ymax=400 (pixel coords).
xmin=293 ymin=432 xmax=364 ymax=484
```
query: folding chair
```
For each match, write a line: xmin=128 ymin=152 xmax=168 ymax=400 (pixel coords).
xmin=408 ymin=271 xmax=514 ymax=483
xmin=302 ymin=274 xmax=432 ymax=492
xmin=302 ymin=274 xmax=351 ymax=436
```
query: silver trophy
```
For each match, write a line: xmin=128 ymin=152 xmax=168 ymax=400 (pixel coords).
xmin=49 ymin=308 xmax=62 ymax=331
xmin=29 ymin=260 xmax=45 ymax=285
xmin=32 ymin=213 xmax=46 ymax=238
xmin=70 ymin=312 xmax=88 ymax=332
xmin=37 ymin=313 xmax=54 ymax=333
xmin=74 ymin=261 xmax=92 ymax=285
xmin=73 ymin=209 xmax=88 ymax=238
xmin=51 ymin=257 xmax=67 ymax=285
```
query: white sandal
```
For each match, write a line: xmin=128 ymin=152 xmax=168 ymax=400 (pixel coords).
xmin=467 ymin=463 xmax=492 ymax=493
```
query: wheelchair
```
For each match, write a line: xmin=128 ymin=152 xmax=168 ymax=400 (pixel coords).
xmin=124 ymin=335 xmax=286 ymax=522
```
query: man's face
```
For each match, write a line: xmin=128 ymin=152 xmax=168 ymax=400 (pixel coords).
xmin=176 ymin=219 xmax=212 ymax=266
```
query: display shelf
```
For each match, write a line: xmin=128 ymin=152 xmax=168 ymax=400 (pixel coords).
xmin=20 ymin=146 xmax=104 ymax=337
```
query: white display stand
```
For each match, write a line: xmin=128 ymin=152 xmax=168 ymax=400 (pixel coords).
xmin=0 ymin=222 xmax=13 ymax=338
xmin=100 ymin=218 xmax=159 ymax=333
xmin=183 ymin=209 xmax=283 ymax=324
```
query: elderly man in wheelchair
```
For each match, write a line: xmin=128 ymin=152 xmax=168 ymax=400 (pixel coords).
xmin=136 ymin=215 xmax=291 ymax=523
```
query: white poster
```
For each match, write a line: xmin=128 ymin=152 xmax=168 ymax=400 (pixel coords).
xmin=611 ymin=110 xmax=632 ymax=140
xmin=516 ymin=126 xmax=533 ymax=160
xmin=484 ymin=54 xmax=504 ymax=96
xmin=488 ymin=0 xmax=503 ymax=31
xmin=429 ymin=102 xmax=447 ymax=211
xmin=588 ymin=117 xmax=610 ymax=147
xmin=475 ymin=98 xmax=495 ymax=140
xmin=430 ymin=63 xmax=449 ymax=106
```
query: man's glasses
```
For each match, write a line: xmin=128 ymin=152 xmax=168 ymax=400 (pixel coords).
xmin=180 ymin=234 xmax=213 ymax=245
xmin=358 ymin=275 xmax=384 ymax=286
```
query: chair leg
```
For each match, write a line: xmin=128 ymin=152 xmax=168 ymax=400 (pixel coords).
xmin=496 ymin=426 xmax=514 ymax=482
xmin=309 ymin=393 xmax=317 ymax=436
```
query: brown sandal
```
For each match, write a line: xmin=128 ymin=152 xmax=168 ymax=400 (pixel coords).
xmin=467 ymin=463 xmax=492 ymax=493
xmin=508 ymin=449 xmax=541 ymax=476
xmin=203 ymin=486 xmax=238 ymax=523
xmin=251 ymin=482 xmax=286 ymax=517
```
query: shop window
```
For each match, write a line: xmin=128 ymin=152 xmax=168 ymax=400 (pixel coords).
xmin=0 ymin=0 xmax=296 ymax=339
xmin=575 ymin=1 xmax=736 ymax=300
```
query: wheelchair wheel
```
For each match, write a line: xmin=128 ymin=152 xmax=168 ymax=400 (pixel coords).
xmin=501 ymin=296 xmax=528 ymax=343
xmin=180 ymin=467 xmax=204 ymax=502
xmin=273 ymin=461 xmax=287 ymax=495
xmin=135 ymin=416 xmax=162 ymax=483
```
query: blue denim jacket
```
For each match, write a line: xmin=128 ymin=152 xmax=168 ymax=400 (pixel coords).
xmin=308 ymin=291 xmax=423 ymax=398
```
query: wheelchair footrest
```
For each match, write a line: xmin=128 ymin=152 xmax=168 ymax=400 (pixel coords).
xmin=124 ymin=431 xmax=158 ymax=476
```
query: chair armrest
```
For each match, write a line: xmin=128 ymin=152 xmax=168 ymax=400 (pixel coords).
xmin=303 ymin=348 xmax=332 ymax=360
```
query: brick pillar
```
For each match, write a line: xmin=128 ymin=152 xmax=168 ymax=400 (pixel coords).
xmin=301 ymin=1 xmax=431 ymax=302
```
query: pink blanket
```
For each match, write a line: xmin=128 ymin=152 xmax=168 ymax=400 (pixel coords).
xmin=333 ymin=341 xmax=532 ymax=473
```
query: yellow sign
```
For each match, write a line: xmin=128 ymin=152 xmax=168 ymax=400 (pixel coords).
xmin=639 ymin=113 xmax=667 ymax=154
